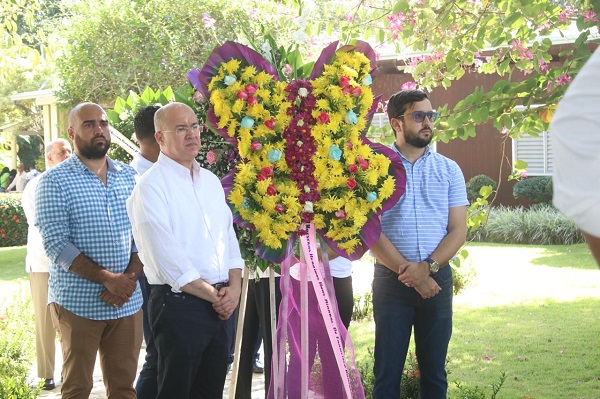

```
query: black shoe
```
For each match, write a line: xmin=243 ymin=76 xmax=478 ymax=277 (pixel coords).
xmin=42 ymin=378 xmax=55 ymax=390
xmin=253 ymin=361 xmax=264 ymax=374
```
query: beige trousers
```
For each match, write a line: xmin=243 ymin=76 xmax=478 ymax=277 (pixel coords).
xmin=29 ymin=272 xmax=56 ymax=379
xmin=50 ymin=304 xmax=142 ymax=399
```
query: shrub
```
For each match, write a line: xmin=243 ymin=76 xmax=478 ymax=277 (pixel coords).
xmin=466 ymin=174 xmax=497 ymax=202
xmin=453 ymin=372 xmax=507 ymax=399
xmin=356 ymin=349 xmax=505 ymax=398
xmin=512 ymin=176 xmax=553 ymax=204
xmin=450 ymin=248 xmax=476 ymax=295
xmin=0 ymin=287 xmax=40 ymax=398
xmin=0 ymin=193 xmax=27 ymax=248
xmin=473 ymin=204 xmax=585 ymax=245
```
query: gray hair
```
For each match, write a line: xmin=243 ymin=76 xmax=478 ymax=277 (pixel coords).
xmin=46 ymin=138 xmax=72 ymax=156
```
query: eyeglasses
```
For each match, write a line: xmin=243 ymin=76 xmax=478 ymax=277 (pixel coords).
xmin=163 ymin=123 xmax=202 ymax=136
xmin=397 ymin=111 xmax=439 ymax=123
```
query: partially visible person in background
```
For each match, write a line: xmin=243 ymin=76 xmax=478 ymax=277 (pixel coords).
xmin=0 ymin=166 xmax=10 ymax=192
xmin=27 ymin=164 xmax=41 ymax=181
xmin=129 ymin=104 xmax=161 ymax=399
xmin=551 ymin=49 xmax=600 ymax=266
xmin=235 ymin=266 xmax=281 ymax=399
xmin=130 ymin=105 xmax=161 ymax=175
xmin=6 ymin=163 xmax=28 ymax=192
xmin=5 ymin=168 xmax=17 ymax=191
xmin=22 ymin=138 xmax=72 ymax=391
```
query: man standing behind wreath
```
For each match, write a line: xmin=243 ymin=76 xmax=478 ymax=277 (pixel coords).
xmin=127 ymin=102 xmax=243 ymax=399
xmin=35 ymin=102 xmax=143 ymax=398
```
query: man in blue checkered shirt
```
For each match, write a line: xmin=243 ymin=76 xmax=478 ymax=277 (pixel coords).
xmin=35 ymin=102 xmax=143 ymax=398
xmin=370 ymin=90 xmax=469 ymax=398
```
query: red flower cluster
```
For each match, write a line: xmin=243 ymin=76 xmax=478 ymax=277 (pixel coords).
xmin=282 ymin=79 xmax=321 ymax=226
xmin=237 ymin=83 xmax=259 ymax=105
xmin=339 ymin=75 xmax=362 ymax=97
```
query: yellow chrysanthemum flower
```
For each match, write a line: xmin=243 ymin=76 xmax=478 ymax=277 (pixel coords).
xmin=223 ymin=59 xmax=242 ymax=75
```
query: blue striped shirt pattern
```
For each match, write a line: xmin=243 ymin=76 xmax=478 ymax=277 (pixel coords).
xmin=381 ymin=146 xmax=469 ymax=263
xmin=35 ymin=154 xmax=142 ymax=320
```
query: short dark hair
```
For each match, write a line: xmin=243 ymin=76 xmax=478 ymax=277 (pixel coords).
xmin=387 ymin=90 xmax=429 ymax=120
xmin=133 ymin=105 xmax=161 ymax=141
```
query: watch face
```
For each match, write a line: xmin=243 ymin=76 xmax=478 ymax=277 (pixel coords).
xmin=430 ymin=262 xmax=439 ymax=273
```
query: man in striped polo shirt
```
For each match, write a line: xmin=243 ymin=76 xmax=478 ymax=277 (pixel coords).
xmin=370 ymin=90 xmax=469 ymax=398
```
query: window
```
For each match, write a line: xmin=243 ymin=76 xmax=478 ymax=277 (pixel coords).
xmin=512 ymin=131 xmax=553 ymax=175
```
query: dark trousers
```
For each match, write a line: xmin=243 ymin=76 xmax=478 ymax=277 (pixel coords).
xmin=150 ymin=285 xmax=231 ymax=399
xmin=332 ymin=276 xmax=354 ymax=329
xmin=235 ymin=277 xmax=282 ymax=399
xmin=135 ymin=273 xmax=158 ymax=398
xmin=372 ymin=264 xmax=453 ymax=399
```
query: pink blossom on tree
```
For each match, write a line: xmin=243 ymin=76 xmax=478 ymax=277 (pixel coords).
xmin=582 ymin=9 xmax=599 ymax=23
xmin=202 ymin=13 xmax=216 ymax=30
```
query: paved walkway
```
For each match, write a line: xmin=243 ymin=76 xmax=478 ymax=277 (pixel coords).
xmin=35 ymin=341 xmax=266 ymax=398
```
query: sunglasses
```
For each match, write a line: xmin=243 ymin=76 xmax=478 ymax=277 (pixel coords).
xmin=397 ymin=111 xmax=439 ymax=123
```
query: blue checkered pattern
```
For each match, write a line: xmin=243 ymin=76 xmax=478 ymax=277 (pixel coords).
xmin=35 ymin=154 xmax=142 ymax=320
xmin=381 ymin=146 xmax=468 ymax=263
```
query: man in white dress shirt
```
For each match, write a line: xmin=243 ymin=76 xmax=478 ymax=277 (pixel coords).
xmin=126 ymin=102 xmax=244 ymax=398
xmin=551 ymin=49 xmax=600 ymax=266
xmin=22 ymin=138 xmax=72 ymax=390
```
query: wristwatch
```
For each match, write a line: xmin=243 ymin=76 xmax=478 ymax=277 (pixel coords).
xmin=424 ymin=257 xmax=440 ymax=275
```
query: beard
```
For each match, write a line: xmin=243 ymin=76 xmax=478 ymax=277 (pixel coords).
xmin=75 ymin=135 xmax=111 ymax=159
xmin=404 ymin=128 xmax=433 ymax=148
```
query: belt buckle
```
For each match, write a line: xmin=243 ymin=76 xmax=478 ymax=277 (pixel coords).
xmin=214 ymin=282 xmax=227 ymax=291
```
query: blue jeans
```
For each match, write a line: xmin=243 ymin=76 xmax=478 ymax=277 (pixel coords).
xmin=150 ymin=285 xmax=231 ymax=399
xmin=135 ymin=272 xmax=158 ymax=398
xmin=372 ymin=263 xmax=453 ymax=399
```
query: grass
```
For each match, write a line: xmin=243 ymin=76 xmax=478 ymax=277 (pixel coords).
xmin=0 ymin=246 xmax=28 ymax=309
xmin=350 ymin=242 xmax=600 ymax=399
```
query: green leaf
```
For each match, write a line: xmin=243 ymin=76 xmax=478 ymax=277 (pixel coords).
xmin=513 ymin=159 xmax=528 ymax=172
xmin=392 ymin=0 xmax=409 ymax=14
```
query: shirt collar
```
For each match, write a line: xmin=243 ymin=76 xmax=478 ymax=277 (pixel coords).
xmin=157 ymin=152 xmax=201 ymax=179
xmin=71 ymin=153 xmax=118 ymax=173
xmin=391 ymin=143 xmax=431 ymax=163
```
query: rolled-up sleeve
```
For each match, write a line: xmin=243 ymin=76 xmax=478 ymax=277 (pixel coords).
xmin=34 ymin=174 xmax=81 ymax=271
xmin=127 ymin=181 xmax=201 ymax=291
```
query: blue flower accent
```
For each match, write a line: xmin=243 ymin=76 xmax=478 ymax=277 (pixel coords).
xmin=268 ymin=149 xmax=282 ymax=163
xmin=224 ymin=75 xmax=237 ymax=85
xmin=329 ymin=144 xmax=342 ymax=161
xmin=242 ymin=198 xmax=250 ymax=209
xmin=367 ymin=191 xmax=378 ymax=203
xmin=345 ymin=110 xmax=358 ymax=125
xmin=362 ymin=75 xmax=373 ymax=86
xmin=241 ymin=116 xmax=254 ymax=128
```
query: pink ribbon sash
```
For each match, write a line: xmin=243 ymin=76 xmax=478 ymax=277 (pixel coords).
xmin=268 ymin=223 xmax=365 ymax=398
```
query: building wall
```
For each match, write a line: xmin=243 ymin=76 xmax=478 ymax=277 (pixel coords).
xmin=370 ymin=45 xmax=579 ymax=207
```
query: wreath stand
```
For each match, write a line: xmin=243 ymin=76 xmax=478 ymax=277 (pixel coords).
xmin=229 ymin=266 xmax=279 ymax=398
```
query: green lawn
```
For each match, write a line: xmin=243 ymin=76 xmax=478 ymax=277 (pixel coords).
xmin=0 ymin=246 xmax=28 ymax=308
xmin=350 ymin=242 xmax=600 ymax=399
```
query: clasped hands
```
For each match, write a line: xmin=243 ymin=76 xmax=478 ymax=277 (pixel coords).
xmin=212 ymin=285 xmax=240 ymax=321
xmin=100 ymin=271 xmax=137 ymax=308
xmin=398 ymin=261 xmax=441 ymax=299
